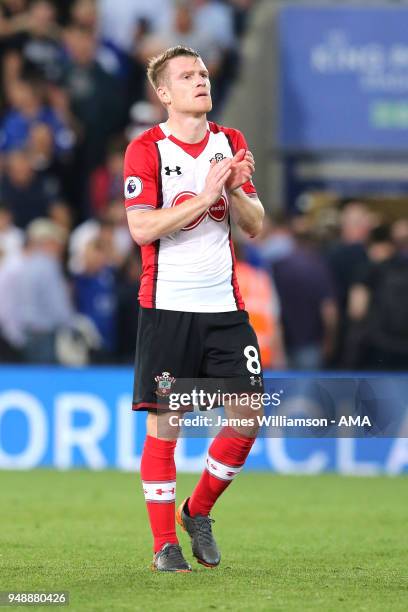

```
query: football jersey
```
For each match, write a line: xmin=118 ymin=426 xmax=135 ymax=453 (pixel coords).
xmin=123 ymin=121 xmax=258 ymax=313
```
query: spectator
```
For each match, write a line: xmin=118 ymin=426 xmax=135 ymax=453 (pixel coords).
xmin=0 ymin=199 xmax=25 ymax=361
xmin=89 ymin=137 xmax=125 ymax=215
xmin=391 ymin=218 xmax=408 ymax=256
xmin=125 ymin=83 xmax=167 ymax=141
xmin=70 ymin=0 xmax=126 ymax=80
xmin=234 ymin=242 xmax=286 ymax=369
xmin=273 ymin=227 xmax=338 ymax=370
xmin=0 ymin=78 xmax=74 ymax=155
xmin=192 ymin=0 xmax=239 ymax=106
xmin=138 ymin=1 xmax=222 ymax=80
xmin=70 ymin=0 xmax=97 ymax=31
xmin=325 ymin=200 xmax=376 ymax=365
xmin=194 ymin=0 xmax=236 ymax=52
xmin=103 ymin=199 xmax=133 ymax=263
xmin=0 ymin=242 xmax=24 ymax=361
xmin=326 ymin=200 xmax=375 ymax=314
xmin=27 ymin=121 xmax=55 ymax=171
xmin=116 ymin=250 xmax=141 ymax=363
xmin=68 ymin=201 xmax=131 ymax=274
xmin=48 ymin=200 xmax=74 ymax=233
xmin=0 ymin=200 xmax=24 ymax=258
xmin=72 ymin=236 xmax=117 ymax=359
xmin=7 ymin=0 xmax=65 ymax=83
xmin=244 ymin=213 xmax=296 ymax=269
xmin=62 ymin=23 xmax=126 ymax=212
xmin=229 ymin=0 xmax=257 ymax=38
xmin=0 ymin=1 xmax=28 ymax=53
xmin=0 ymin=0 xmax=27 ymax=21
xmin=43 ymin=80 xmax=79 ymax=204
xmin=98 ymin=217 xmax=122 ymax=267
xmin=98 ymin=0 xmax=171 ymax=54
xmin=1 ymin=48 xmax=23 ymax=97
xmin=18 ymin=217 xmax=74 ymax=363
xmin=68 ymin=214 xmax=101 ymax=274
xmin=0 ymin=149 xmax=60 ymax=227
xmin=347 ymin=225 xmax=408 ymax=369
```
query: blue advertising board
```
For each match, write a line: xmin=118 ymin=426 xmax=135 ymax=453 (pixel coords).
xmin=278 ymin=5 xmax=408 ymax=151
xmin=0 ymin=367 xmax=407 ymax=474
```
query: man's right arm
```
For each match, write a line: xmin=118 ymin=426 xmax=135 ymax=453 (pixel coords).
xmin=127 ymin=192 xmax=213 ymax=246
xmin=125 ymin=151 xmax=232 ymax=246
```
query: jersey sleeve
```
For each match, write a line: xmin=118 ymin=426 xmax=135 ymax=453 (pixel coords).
xmin=123 ymin=139 xmax=159 ymax=211
xmin=227 ymin=129 xmax=258 ymax=198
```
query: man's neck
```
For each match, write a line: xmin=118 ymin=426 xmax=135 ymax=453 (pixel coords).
xmin=165 ymin=114 xmax=208 ymax=144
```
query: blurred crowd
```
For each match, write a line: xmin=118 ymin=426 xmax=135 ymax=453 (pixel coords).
xmin=238 ymin=200 xmax=408 ymax=371
xmin=1 ymin=1 xmax=407 ymax=371
xmin=0 ymin=0 xmax=255 ymax=365
xmin=0 ymin=0 xmax=252 ymax=217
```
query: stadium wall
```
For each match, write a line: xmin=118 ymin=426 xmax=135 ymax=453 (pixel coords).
xmin=0 ymin=367 xmax=407 ymax=475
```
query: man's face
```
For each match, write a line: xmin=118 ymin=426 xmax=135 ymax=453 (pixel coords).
xmin=158 ymin=55 xmax=212 ymax=115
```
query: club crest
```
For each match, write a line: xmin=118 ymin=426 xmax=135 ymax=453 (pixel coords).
xmin=155 ymin=371 xmax=176 ymax=397
xmin=210 ymin=152 xmax=225 ymax=163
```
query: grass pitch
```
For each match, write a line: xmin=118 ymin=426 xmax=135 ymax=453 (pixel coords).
xmin=0 ymin=470 xmax=407 ymax=611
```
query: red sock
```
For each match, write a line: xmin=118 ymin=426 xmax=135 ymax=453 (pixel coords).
xmin=140 ymin=435 xmax=178 ymax=553
xmin=188 ymin=426 xmax=255 ymax=517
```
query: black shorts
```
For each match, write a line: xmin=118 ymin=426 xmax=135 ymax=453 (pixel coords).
xmin=132 ymin=307 xmax=264 ymax=410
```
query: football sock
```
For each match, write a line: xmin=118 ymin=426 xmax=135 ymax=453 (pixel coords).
xmin=188 ymin=426 xmax=255 ymax=517
xmin=140 ymin=435 xmax=178 ymax=552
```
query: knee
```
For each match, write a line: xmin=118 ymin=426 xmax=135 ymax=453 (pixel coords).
xmin=146 ymin=410 xmax=180 ymax=440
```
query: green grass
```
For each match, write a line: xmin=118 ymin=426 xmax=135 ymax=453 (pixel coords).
xmin=0 ymin=471 xmax=407 ymax=611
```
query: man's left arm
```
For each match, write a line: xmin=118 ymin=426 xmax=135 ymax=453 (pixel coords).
xmin=228 ymin=188 xmax=264 ymax=238
xmin=226 ymin=147 xmax=264 ymax=237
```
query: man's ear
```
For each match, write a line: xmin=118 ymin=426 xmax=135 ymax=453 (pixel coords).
xmin=156 ymin=85 xmax=170 ymax=106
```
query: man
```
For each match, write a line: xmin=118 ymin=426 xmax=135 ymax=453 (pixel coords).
xmin=0 ymin=149 xmax=60 ymax=228
xmin=347 ymin=224 xmax=408 ymax=369
xmin=124 ymin=46 xmax=264 ymax=572
xmin=272 ymin=224 xmax=338 ymax=370
xmin=18 ymin=218 xmax=73 ymax=363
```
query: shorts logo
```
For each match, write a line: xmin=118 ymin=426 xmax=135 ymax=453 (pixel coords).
xmin=172 ymin=191 xmax=228 ymax=230
xmin=124 ymin=176 xmax=143 ymax=199
xmin=210 ymin=153 xmax=225 ymax=163
xmin=155 ymin=371 xmax=176 ymax=397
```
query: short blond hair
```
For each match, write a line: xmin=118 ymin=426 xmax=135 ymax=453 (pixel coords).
xmin=147 ymin=45 xmax=200 ymax=89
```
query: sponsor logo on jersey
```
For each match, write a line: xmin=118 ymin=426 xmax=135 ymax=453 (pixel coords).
xmin=124 ymin=176 xmax=143 ymax=198
xmin=208 ymin=195 xmax=227 ymax=222
xmin=154 ymin=371 xmax=176 ymax=397
xmin=172 ymin=191 xmax=207 ymax=230
xmin=164 ymin=166 xmax=182 ymax=176
xmin=172 ymin=191 xmax=228 ymax=230
xmin=210 ymin=152 xmax=225 ymax=163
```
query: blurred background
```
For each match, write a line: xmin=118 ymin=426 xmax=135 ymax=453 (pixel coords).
xmin=0 ymin=0 xmax=407 ymax=372
xmin=0 ymin=1 xmax=408 ymax=473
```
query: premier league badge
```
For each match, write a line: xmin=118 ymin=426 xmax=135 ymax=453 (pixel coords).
xmin=124 ymin=176 xmax=143 ymax=198
xmin=155 ymin=372 xmax=176 ymax=397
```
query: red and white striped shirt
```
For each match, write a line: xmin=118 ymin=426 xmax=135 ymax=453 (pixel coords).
xmin=124 ymin=121 xmax=257 ymax=312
